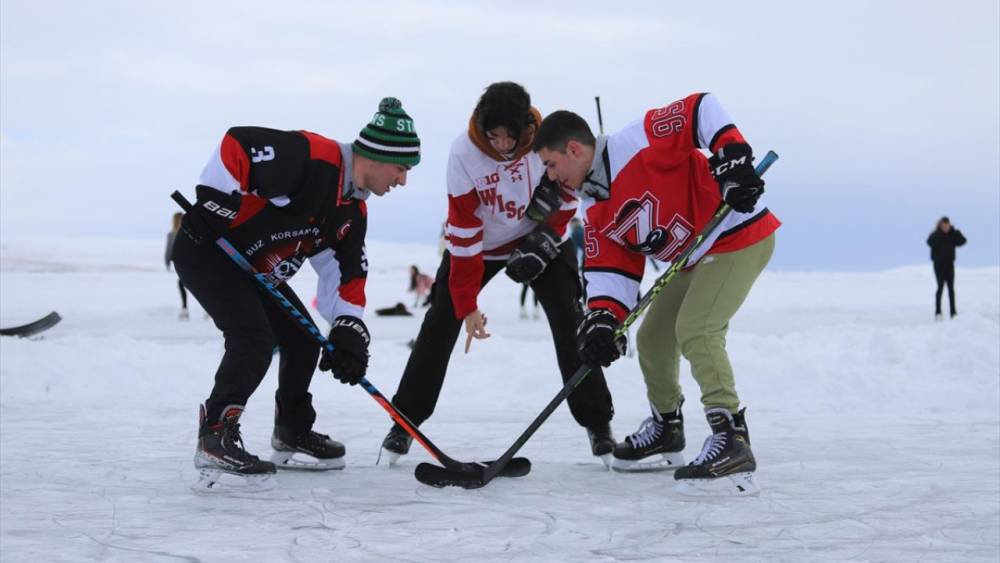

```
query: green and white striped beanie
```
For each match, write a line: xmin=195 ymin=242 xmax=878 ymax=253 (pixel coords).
xmin=352 ymin=97 xmax=421 ymax=167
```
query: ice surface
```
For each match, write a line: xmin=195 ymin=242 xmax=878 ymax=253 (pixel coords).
xmin=2 ymin=237 xmax=998 ymax=562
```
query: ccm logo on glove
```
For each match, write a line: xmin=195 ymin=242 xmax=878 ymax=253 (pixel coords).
xmin=708 ymin=143 xmax=765 ymax=214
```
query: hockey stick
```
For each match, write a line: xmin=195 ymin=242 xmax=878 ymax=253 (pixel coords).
xmin=170 ymin=191 xmax=530 ymax=478
xmin=415 ymin=150 xmax=779 ymax=488
xmin=594 ymin=96 xmax=605 ymax=135
xmin=0 ymin=311 xmax=62 ymax=338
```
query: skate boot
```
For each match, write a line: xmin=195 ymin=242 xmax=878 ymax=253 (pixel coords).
xmin=612 ymin=400 xmax=685 ymax=472
xmin=674 ymin=407 xmax=759 ymax=497
xmin=271 ymin=425 xmax=346 ymax=471
xmin=586 ymin=423 xmax=616 ymax=468
xmin=192 ymin=404 xmax=276 ymax=493
xmin=380 ymin=423 xmax=413 ymax=466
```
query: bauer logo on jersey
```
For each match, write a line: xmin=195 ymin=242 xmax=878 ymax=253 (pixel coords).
xmin=250 ymin=146 xmax=275 ymax=163
xmin=202 ymin=200 xmax=238 ymax=219
xmin=603 ymin=193 xmax=694 ymax=262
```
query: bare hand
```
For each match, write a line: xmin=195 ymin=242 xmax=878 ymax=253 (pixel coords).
xmin=463 ymin=309 xmax=491 ymax=354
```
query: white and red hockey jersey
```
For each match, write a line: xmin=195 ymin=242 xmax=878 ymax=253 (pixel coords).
xmin=582 ymin=93 xmax=781 ymax=322
xmin=195 ymin=126 xmax=368 ymax=325
xmin=445 ymin=111 xmax=578 ymax=319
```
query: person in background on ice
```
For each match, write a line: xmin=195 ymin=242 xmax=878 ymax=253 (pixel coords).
xmin=409 ymin=265 xmax=434 ymax=308
xmin=165 ymin=212 xmax=190 ymax=320
xmin=171 ymin=98 xmax=420 ymax=490
xmin=382 ymin=82 xmax=617 ymax=465
xmin=532 ymin=93 xmax=780 ymax=496
xmin=519 ymin=282 xmax=540 ymax=319
xmin=927 ymin=216 xmax=967 ymax=320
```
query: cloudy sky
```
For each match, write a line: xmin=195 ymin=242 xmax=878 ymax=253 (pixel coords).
xmin=2 ymin=0 xmax=997 ymax=270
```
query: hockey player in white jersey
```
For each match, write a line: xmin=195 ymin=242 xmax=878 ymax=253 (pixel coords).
xmin=382 ymin=82 xmax=617 ymax=465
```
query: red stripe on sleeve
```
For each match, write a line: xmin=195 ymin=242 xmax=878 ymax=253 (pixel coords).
xmin=588 ymin=299 xmax=629 ymax=324
xmin=229 ymin=194 xmax=267 ymax=229
xmin=710 ymin=127 xmax=747 ymax=154
xmin=447 ymin=231 xmax=483 ymax=248
xmin=339 ymin=277 xmax=367 ymax=308
xmin=449 ymin=254 xmax=483 ymax=320
xmin=221 ymin=134 xmax=250 ymax=191
xmin=447 ymin=191 xmax=483 ymax=229
xmin=300 ymin=131 xmax=344 ymax=167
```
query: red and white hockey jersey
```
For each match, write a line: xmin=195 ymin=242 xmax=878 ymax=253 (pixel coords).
xmin=195 ymin=126 xmax=368 ymax=324
xmin=582 ymin=93 xmax=781 ymax=322
xmin=445 ymin=111 xmax=578 ymax=319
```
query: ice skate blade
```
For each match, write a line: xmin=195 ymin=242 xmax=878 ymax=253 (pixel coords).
xmin=611 ymin=452 xmax=684 ymax=473
xmin=379 ymin=448 xmax=404 ymax=467
xmin=598 ymin=453 xmax=613 ymax=469
xmin=271 ymin=450 xmax=345 ymax=471
xmin=675 ymin=472 xmax=760 ymax=497
xmin=191 ymin=468 xmax=277 ymax=494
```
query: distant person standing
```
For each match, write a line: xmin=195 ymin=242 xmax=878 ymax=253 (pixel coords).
xmin=165 ymin=212 xmax=190 ymax=320
xmin=927 ymin=216 xmax=967 ymax=320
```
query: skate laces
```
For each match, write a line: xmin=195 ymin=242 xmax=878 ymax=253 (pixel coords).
xmin=627 ymin=416 xmax=663 ymax=448
xmin=221 ymin=420 xmax=252 ymax=457
xmin=691 ymin=432 xmax=727 ymax=465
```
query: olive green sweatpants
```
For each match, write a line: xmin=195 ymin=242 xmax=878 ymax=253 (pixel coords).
xmin=635 ymin=234 xmax=775 ymax=414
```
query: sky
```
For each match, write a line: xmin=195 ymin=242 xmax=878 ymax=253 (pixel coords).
xmin=1 ymin=0 xmax=997 ymax=271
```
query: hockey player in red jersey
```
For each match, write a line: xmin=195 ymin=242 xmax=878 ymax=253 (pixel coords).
xmin=532 ymin=93 xmax=779 ymax=496
xmin=382 ymin=82 xmax=617 ymax=465
xmin=172 ymin=98 xmax=420 ymax=491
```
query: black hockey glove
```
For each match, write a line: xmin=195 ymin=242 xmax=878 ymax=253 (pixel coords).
xmin=708 ymin=143 xmax=765 ymax=213
xmin=319 ymin=316 xmax=370 ymax=385
xmin=525 ymin=175 xmax=563 ymax=223
xmin=505 ymin=225 xmax=561 ymax=284
xmin=577 ymin=309 xmax=627 ymax=368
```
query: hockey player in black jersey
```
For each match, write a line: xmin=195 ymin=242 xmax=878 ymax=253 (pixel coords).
xmin=173 ymin=98 xmax=421 ymax=492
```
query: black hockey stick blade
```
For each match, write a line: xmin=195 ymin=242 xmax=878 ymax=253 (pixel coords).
xmin=414 ymin=457 xmax=532 ymax=489
xmin=0 ymin=312 xmax=62 ymax=337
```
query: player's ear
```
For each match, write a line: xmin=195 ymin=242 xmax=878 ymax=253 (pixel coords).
xmin=567 ymin=140 xmax=581 ymax=158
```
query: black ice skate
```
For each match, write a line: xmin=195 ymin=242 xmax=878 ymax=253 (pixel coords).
xmin=380 ymin=423 xmax=413 ymax=466
xmin=271 ymin=425 xmax=346 ymax=471
xmin=612 ymin=400 xmax=685 ymax=472
xmin=586 ymin=423 xmax=616 ymax=468
xmin=192 ymin=404 xmax=276 ymax=493
xmin=674 ymin=407 xmax=759 ymax=497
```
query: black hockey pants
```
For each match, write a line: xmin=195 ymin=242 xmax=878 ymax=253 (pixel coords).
xmin=391 ymin=243 xmax=614 ymax=429
xmin=171 ymin=230 xmax=320 ymax=432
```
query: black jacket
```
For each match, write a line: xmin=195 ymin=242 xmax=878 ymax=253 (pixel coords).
xmin=927 ymin=229 xmax=967 ymax=263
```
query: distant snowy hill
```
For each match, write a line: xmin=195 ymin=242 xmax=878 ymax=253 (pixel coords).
xmin=2 ymin=237 xmax=998 ymax=561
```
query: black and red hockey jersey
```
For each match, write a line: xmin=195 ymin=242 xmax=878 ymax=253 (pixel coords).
xmin=582 ymin=93 xmax=781 ymax=322
xmin=193 ymin=126 xmax=368 ymax=323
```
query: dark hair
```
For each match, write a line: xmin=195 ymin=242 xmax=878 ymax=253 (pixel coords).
xmin=474 ymin=82 xmax=533 ymax=139
xmin=532 ymin=110 xmax=596 ymax=152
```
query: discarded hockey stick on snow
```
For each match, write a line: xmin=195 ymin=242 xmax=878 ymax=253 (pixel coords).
xmin=415 ymin=150 xmax=779 ymax=488
xmin=0 ymin=312 xmax=62 ymax=338
xmin=170 ymin=192 xmax=529 ymax=479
